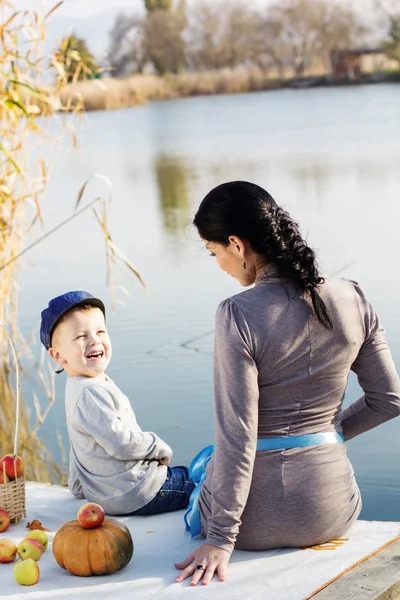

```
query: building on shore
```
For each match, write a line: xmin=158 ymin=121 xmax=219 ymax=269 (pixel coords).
xmin=330 ymin=48 xmax=398 ymax=81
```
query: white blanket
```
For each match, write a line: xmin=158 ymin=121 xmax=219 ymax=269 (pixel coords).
xmin=2 ymin=482 xmax=399 ymax=599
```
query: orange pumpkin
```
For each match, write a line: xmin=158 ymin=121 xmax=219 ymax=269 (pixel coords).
xmin=52 ymin=518 xmax=133 ymax=576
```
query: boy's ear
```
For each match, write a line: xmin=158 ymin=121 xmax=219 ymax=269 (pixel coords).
xmin=48 ymin=347 xmax=65 ymax=365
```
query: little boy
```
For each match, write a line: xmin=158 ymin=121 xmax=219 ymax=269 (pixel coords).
xmin=40 ymin=290 xmax=194 ymax=515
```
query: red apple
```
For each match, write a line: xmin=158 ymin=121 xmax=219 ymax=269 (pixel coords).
xmin=25 ymin=530 xmax=48 ymax=551
xmin=1 ymin=455 xmax=24 ymax=480
xmin=0 ymin=509 xmax=10 ymax=533
xmin=77 ymin=502 xmax=105 ymax=529
xmin=0 ymin=470 xmax=9 ymax=484
xmin=0 ymin=538 xmax=17 ymax=563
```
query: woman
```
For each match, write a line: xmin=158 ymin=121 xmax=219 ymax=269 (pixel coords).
xmin=174 ymin=181 xmax=400 ymax=587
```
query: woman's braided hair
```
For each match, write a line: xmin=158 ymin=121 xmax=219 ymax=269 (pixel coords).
xmin=194 ymin=181 xmax=333 ymax=330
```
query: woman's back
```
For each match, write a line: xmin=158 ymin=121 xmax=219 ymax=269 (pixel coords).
xmin=199 ymin=273 xmax=400 ymax=552
xmin=225 ymin=272 xmax=399 ymax=439
xmin=227 ymin=274 xmax=366 ymax=437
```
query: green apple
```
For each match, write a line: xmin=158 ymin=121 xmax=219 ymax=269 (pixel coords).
xmin=14 ymin=558 xmax=40 ymax=585
xmin=25 ymin=529 xmax=48 ymax=551
xmin=17 ymin=538 xmax=43 ymax=561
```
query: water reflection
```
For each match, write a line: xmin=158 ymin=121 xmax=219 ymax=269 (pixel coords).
xmin=154 ymin=154 xmax=190 ymax=236
xmin=286 ymin=157 xmax=400 ymax=191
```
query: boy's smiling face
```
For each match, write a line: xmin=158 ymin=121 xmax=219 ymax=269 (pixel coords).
xmin=49 ymin=307 xmax=111 ymax=379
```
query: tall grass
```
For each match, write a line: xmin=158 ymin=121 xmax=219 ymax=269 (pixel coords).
xmin=0 ymin=1 xmax=64 ymax=482
xmin=0 ymin=2 xmax=148 ymax=484
xmin=59 ymin=67 xmax=292 ymax=112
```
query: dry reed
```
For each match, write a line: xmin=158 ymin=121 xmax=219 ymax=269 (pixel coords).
xmin=0 ymin=0 xmax=66 ymax=483
xmin=59 ymin=68 xmax=288 ymax=112
xmin=0 ymin=1 xmax=148 ymax=485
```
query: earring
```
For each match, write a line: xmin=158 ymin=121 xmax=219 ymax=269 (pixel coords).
xmin=241 ymin=261 xmax=247 ymax=270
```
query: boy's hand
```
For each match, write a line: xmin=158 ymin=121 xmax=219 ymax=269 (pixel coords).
xmin=158 ymin=457 xmax=170 ymax=465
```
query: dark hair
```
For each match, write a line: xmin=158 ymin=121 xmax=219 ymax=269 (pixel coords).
xmin=193 ymin=181 xmax=333 ymax=330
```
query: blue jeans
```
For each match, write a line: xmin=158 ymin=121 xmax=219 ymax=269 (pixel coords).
xmin=132 ymin=466 xmax=195 ymax=516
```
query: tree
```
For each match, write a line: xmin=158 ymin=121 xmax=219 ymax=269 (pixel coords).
xmin=109 ymin=1 xmax=186 ymax=76
xmin=223 ymin=4 xmax=258 ymax=68
xmin=266 ymin=0 xmax=366 ymax=78
xmin=144 ymin=9 xmax=186 ymax=74
xmin=250 ymin=14 xmax=286 ymax=77
xmin=315 ymin=2 xmax=369 ymax=73
xmin=382 ymin=14 xmax=400 ymax=66
xmin=266 ymin=0 xmax=322 ymax=77
xmin=144 ymin=0 xmax=173 ymax=12
xmin=108 ymin=14 xmax=147 ymax=76
xmin=55 ymin=35 xmax=99 ymax=83
xmin=186 ymin=3 xmax=223 ymax=70
xmin=186 ymin=2 xmax=256 ymax=71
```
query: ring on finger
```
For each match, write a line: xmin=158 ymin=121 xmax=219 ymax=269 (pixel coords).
xmin=195 ymin=564 xmax=205 ymax=571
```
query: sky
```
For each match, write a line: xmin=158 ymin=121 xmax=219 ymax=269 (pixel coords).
xmin=15 ymin=0 xmax=246 ymax=18
xmin=15 ymin=0 xmax=377 ymax=20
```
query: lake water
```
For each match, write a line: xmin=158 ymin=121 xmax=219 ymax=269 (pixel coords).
xmin=19 ymin=83 xmax=400 ymax=521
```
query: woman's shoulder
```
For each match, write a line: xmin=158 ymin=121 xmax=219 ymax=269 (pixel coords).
xmin=216 ymin=279 xmax=288 ymax=316
xmin=322 ymin=277 xmax=370 ymax=304
xmin=215 ymin=288 xmax=263 ymax=333
xmin=216 ymin=291 xmax=251 ymax=319
xmin=216 ymin=278 xmax=371 ymax=320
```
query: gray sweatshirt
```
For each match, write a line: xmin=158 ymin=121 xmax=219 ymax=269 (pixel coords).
xmin=66 ymin=376 xmax=173 ymax=514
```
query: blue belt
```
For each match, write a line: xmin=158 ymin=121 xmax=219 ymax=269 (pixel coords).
xmin=256 ymin=431 xmax=344 ymax=451
xmin=184 ymin=432 xmax=344 ymax=538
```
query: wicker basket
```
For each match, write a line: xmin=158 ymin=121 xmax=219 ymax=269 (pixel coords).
xmin=0 ymin=470 xmax=26 ymax=522
xmin=0 ymin=322 xmax=26 ymax=523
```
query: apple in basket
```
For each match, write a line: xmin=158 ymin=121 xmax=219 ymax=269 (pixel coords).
xmin=77 ymin=502 xmax=105 ymax=529
xmin=0 ymin=509 xmax=10 ymax=533
xmin=1 ymin=454 xmax=24 ymax=480
xmin=0 ymin=538 xmax=17 ymax=563
xmin=0 ymin=470 xmax=9 ymax=484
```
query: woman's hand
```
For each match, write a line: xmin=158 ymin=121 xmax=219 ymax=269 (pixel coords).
xmin=174 ymin=543 xmax=230 ymax=586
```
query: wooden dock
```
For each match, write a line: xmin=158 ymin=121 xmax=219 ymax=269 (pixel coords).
xmin=4 ymin=483 xmax=400 ymax=599
xmin=314 ymin=538 xmax=400 ymax=599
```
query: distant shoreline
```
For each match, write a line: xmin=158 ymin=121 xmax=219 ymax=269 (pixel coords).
xmin=59 ymin=69 xmax=400 ymax=113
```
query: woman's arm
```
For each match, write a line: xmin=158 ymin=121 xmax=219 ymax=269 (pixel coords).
xmin=175 ymin=298 xmax=259 ymax=585
xmin=340 ymin=282 xmax=400 ymax=440
xmin=206 ymin=298 xmax=260 ymax=552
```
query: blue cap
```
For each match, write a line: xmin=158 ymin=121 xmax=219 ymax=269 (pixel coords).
xmin=40 ymin=291 xmax=105 ymax=350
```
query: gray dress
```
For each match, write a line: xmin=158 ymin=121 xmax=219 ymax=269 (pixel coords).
xmin=198 ymin=269 xmax=400 ymax=554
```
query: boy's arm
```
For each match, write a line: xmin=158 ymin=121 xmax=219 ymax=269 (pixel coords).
xmin=74 ymin=386 xmax=173 ymax=461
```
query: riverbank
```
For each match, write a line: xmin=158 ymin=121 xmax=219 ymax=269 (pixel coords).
xmin=59 ymin=68 xmax=400 ymax=112
xmin=59 ymin=68 xmax=283 ymax=112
